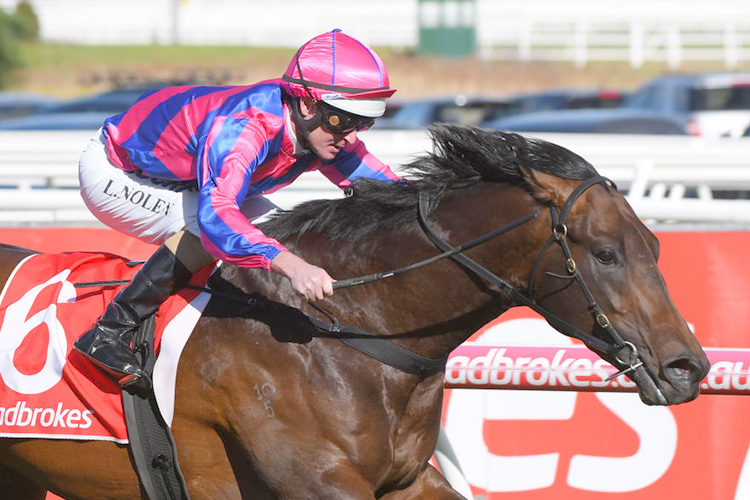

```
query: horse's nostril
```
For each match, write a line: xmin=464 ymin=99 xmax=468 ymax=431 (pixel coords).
xmin=663 ymin=357 xmax=704 ymax=386
xmin=667 ymin=358 xmax=691 ymax=376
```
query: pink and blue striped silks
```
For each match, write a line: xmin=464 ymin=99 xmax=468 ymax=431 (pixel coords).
xmin=100 ymin=81 xmax=404 ymax=270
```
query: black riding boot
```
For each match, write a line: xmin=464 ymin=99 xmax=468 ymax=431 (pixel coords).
xmin=73 ymin=245 xmax=193 ymax=390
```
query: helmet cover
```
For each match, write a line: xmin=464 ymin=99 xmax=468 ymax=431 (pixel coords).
xmin=281 ymin=29 xmax=396 ymax=117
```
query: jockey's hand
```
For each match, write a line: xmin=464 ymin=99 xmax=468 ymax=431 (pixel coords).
xmin=270 ymin=250 xmax=334 ymax=301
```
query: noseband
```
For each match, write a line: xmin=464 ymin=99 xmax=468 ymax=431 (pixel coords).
xmin=335 ymin=175 xmax=653 ymax=387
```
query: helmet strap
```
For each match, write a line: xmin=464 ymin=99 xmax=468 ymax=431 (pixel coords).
xmin=287 ymin=96 xmax=323 ymax=149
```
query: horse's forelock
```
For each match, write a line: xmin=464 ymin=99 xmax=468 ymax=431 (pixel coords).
xmin=260 ymin=124 xmax=598 ymax=242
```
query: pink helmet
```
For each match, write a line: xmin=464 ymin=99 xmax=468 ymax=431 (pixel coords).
xmin=281 ymin=29 xmax=396 ymax=118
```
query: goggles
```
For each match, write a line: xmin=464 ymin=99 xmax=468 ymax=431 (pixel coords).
xmin=318 ymin=102 xmax=375 ymax=135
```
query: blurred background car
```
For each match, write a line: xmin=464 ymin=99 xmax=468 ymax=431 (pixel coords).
xmin=481 ymin=72 xmax=750 ymax=136
xmin=373 ymin=94 xmax=523 ymax=129
xmin=482 ymin=108 xmax=687 ymax=135
xmin=374 ymin=88 xmax=627 ymax=130
xmin=506 ymin=87 xmax=626 ymax=113
xmin=0 ymin=92 xmax=59 ymax=121
xmin=0 ymin=81 xmax=191 ymax=130
xmin=0 ymin=111 xmax=115 ymax=131
xmin=623 ymin=72 xmax=750 ymax=137
xmin=28 ymin=82 xmax=180 ymax=115
xmin=4 ymin=73 xmax=747 ymax=137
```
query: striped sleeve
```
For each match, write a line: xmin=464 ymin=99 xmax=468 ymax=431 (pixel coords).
xmin=317 ymin=139 xmax=406 ymax=188
xmin=196 ymin=117 xmax=286 ymax=270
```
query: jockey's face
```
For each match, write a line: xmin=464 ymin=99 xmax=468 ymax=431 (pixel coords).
xmin=297 ymin=97 xmax=359 ymax=160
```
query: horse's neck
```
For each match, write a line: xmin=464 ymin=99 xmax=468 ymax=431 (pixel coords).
xmin=223 ymin=199 xmax=533 ymax=360
xmin=305 ymin=227 xmax=513 ymax=360
xmin=315 ymin=187 xmax=543 ymax=359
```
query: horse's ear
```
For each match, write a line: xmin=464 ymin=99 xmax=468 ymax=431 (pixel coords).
xmin=519 ymin=166 xmax=573 ymax=206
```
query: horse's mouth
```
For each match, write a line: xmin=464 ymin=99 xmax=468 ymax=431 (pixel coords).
xmin=630 ymin=364 xmax=669 ymax=405
xmin=630 ymin=354 xmax=708 ymax=406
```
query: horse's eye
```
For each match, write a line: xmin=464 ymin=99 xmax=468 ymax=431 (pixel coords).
xmin=596 ymin=249 xmax=617 ymax=265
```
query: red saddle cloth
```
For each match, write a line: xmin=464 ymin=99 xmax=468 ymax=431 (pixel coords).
xmin=0 ymin=252 xmax=213 ymax=443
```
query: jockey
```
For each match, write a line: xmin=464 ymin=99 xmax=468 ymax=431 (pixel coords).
xmin=73 ymin=29 xmax=403 ymax=390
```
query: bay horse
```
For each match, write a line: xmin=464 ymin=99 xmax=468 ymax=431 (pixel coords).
xmin=0 ymin=124 xmax=709 ymax=499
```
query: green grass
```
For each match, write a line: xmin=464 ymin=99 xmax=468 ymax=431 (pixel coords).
xmin=9 ymin=42 xmax=411 ymax=97
xmin=18 ymin=42 xmax=295 ymax=70
xmin=7 ymin=41 xmax=743 ymax=99
xmin=10 ymin=42 xmax=300 ymax=96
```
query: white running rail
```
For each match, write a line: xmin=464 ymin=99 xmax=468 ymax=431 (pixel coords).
xmin=1 ymin=129 xmax=750 ymax=226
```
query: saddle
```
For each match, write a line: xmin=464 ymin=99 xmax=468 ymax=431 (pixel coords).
xmin=0 ymin=251 xmax=322 ymax=500
xmin=0 ymin=251 xmax=214 ymax=498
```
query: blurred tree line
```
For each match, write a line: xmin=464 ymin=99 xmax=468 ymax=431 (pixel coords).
xmin=0 ymin=1 xmax=39 ymax=88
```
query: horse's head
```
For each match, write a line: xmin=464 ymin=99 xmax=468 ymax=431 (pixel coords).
xmin=520 ymin=167 xmax=710 ymax=405
xmin=408 ymin=125 xmax=708 ymax=405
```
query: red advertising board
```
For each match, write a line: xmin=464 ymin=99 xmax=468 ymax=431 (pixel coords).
xmin=445 ymin=345 xmax=750 ymax=394
xmin=2 ymin=228 xmax=749 ymax=499
xmin=441 ymin=231 xmax=750 ymax=500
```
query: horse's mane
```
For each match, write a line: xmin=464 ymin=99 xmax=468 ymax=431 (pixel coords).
xmin=259 ymin=124 xmax=598 ymax=242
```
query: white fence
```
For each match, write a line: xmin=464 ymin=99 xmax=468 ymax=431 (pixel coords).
xmin=2 ymin=0 xmax=750 ymax=68
xmin=476 ymin=1 xmax=750 ymax=68
xmin=1 ymin=129 xmax=750 ymax=228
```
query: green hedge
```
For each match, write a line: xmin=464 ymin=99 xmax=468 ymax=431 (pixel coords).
xmin=0 ymin=1 xmax=39 ymax=89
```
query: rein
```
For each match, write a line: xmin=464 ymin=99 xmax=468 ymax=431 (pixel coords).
xmin=308 ymin=194 xmax=540 ymax=378
xmin=332 ymin=211 xmax=541 ymax=289
xmin=330 ymin=175 xmax=652 ymax=386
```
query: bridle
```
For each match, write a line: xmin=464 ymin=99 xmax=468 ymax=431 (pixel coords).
xmin=334 ymin=175 xmax=662 ymax=395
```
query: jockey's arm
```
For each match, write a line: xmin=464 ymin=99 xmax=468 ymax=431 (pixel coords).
xmin=196 ymin=120 xmax=287 ymax=270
